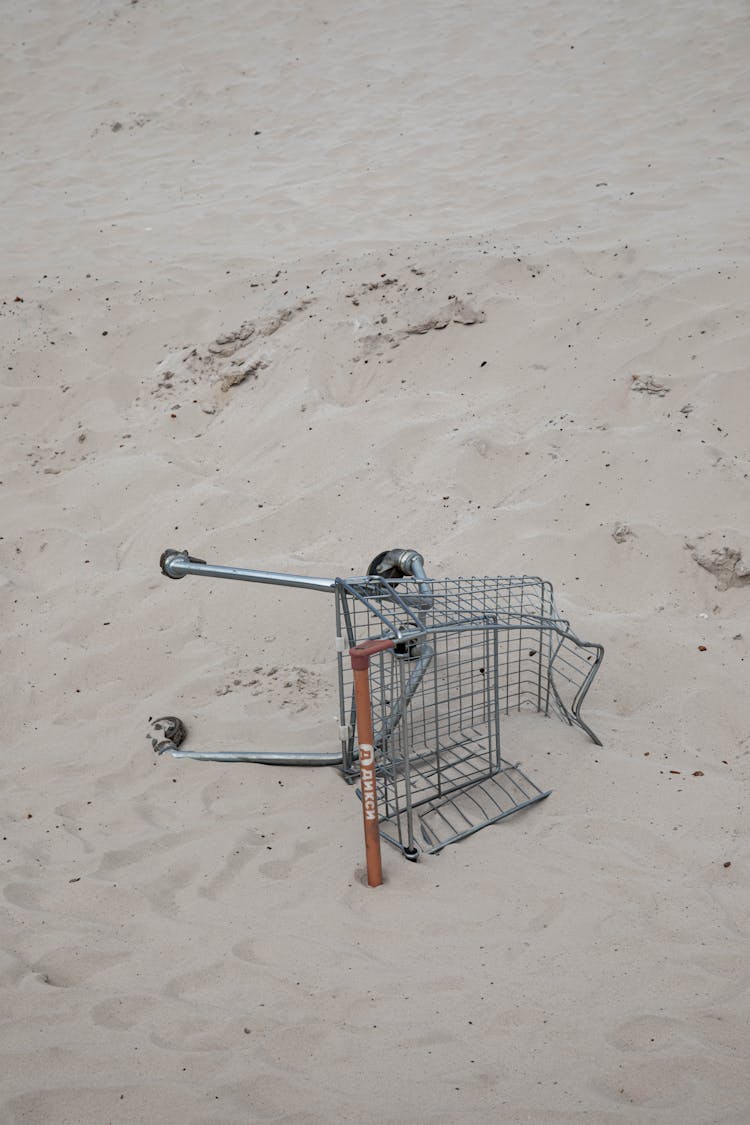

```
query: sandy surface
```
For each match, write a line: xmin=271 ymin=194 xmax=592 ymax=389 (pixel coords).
xmin=3 ymin=2 xmax=750 ymax=1122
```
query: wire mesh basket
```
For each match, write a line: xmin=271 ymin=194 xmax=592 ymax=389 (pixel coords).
xmin=335 ymin=574 xmax=603 ymax=856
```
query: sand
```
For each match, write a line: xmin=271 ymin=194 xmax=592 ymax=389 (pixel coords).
xmin=2 ymin=1 xmax=750 ymax=1122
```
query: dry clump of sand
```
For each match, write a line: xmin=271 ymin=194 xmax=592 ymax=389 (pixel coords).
xmin=2 ymin=2 xmax=750 ymax=1123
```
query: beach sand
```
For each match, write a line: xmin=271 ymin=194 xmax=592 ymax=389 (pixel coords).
xmin=2 ymin=2 xmax=750 ymax=1121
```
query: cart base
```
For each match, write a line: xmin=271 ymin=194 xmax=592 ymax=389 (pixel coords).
xmin=374 ymin=738 xmax=551 ymax=856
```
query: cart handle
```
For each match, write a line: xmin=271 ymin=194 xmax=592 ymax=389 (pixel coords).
xmin=349 ymin=639 xmax=395 ymax=887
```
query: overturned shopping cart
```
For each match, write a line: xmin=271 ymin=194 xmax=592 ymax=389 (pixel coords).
xmin=158 ymin=547 xmax=603 ymax=874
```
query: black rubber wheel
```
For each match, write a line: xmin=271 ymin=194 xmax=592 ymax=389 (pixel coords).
xmin=367 ymin=550 xmax=407 ymax=581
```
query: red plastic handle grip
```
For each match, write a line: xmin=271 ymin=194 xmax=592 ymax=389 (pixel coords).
xmin=349 ymin=638 xmax=395 ymax=670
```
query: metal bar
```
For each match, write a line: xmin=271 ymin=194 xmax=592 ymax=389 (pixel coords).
xmin=161 ymin=550 xmax=337 ymax=592
xmin=537 ymin=582 xmax=546 ymax=713
xmin=492 ymin=628 xmax=502 ymax=769
xmin=334 ymin=588 xmax=351 ymax=769
xmin=395 ymin=656 xmax=417 ymax=854
xmin=166 ymin=749 xmax=344 ymax=764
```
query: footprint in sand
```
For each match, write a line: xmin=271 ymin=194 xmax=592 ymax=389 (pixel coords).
xmin=257 ymin=838 xmax=319 ymax=881
xmin=29 ymin=946 xmax=129 ymax=989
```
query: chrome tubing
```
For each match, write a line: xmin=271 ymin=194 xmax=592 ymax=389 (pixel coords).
xmin=150 ymin=718 xmax=345 ymax=765
xmin=164 ymin=748 xmax=345 ymax=765
xmin=160 ymin=549 xmax=336 ymax=593
xmin=376 ymin=643 xmax=434 ymax=746
xmin=160 ymin=546 xmax=431 ymax=596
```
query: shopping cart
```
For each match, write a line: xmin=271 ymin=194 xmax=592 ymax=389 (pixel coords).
xmin=158 ymin=547 xmax=603 ymax=875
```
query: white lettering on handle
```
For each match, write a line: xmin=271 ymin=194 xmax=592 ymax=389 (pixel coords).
xmin=359 ymin=744 xmax=377 ymax=821
xmin=359 ymin=743 xmax=374 ymax=767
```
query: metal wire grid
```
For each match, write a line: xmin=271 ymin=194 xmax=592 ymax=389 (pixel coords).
xmin=359 ymin=616 xmax=555 ymax=850
xmin=377 ymin=747 xmax=551 ymax=855
xmin=336 ymin=575 xmax=602 ymax=764
xmin=335 ymin=574 xmax=602 ymax=855
xmin=371 ymin=638 xmax=551 ymax=854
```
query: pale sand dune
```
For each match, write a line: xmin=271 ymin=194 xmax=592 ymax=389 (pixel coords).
xmin=2 ymin=1 xmax=750 ymax=1122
